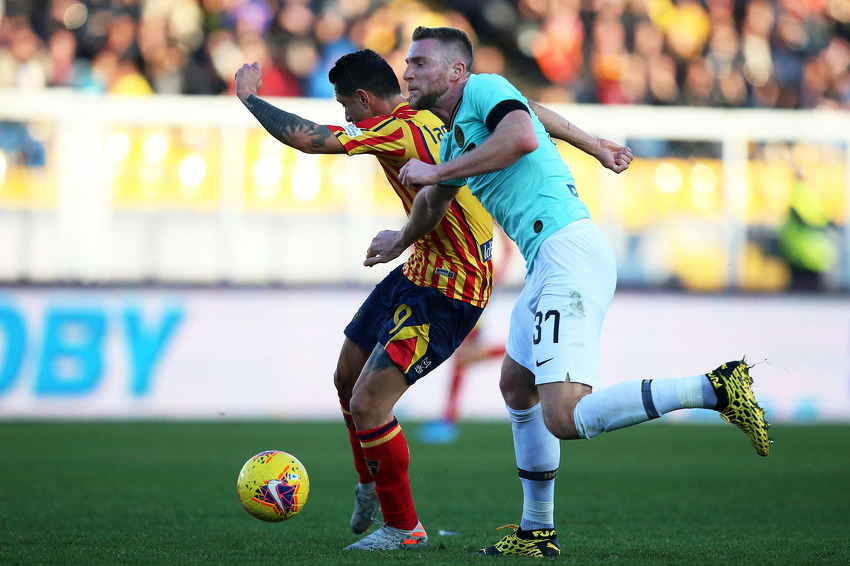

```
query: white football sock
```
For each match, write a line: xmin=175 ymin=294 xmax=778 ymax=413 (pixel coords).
xmin=573 ymin=375 xmax=716 ymax=439
xmin=650 ymin=374 xmax=717 ymax=413
xmin=507 ymin=403 xmax=559 ymax=530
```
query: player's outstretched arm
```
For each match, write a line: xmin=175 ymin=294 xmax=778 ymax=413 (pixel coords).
xmin=364 ymin=183 xmax=459 ymax=267
xmin=235 ymin=62 xmax=345 ymax=154
xmin=529 ymin=100 xmax=633 ymax=174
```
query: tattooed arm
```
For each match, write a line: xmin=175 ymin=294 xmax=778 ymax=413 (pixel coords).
xmin=235 ymin=62 xmax=346 ymax=155
xmin=243 ymin=95 xmax=346 ymax=154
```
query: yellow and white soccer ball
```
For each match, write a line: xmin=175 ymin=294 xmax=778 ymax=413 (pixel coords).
xmin=236 ymin=450 xmax=310 ymax=522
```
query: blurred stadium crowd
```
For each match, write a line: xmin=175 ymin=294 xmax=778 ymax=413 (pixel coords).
xmin=1 ymin=0 xmax=849 ymax=108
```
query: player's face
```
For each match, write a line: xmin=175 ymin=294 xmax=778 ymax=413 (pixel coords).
xmin=404 ymin=39 xmax=451 ymax=110
xmin=335 ymin=90 xmax=372 ymax=123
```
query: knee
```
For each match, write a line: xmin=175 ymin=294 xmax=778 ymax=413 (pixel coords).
xmin=543 ymin=414 xmax=582 ymax=440
xmin=334 ymin=339 xmax=369 ymax=400
xmin=500 ymin=377 xmax=539 ymax=409
xmin=499 ymin=359 xmax=538 ymax=409
xmin=349 ymin=380 xmax=391 ymax=425
xmin=499 ymin=374 xmax=523 ymax=407
xmin=537 ymin=381 xmax=592 ymax=440
xmin=347 ymin=392 xmax=371 ymax=426
xmin=334 ymin=366 xmax=356 ymax=400
xmin=542 ymin=405 xmax=583 ymax=440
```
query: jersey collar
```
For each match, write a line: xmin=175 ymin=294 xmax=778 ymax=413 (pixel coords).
xmin=449 ymin=96 xmax=463 ymax=128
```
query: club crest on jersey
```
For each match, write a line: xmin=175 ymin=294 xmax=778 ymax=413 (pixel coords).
xmin=454 ymin=124 xmax=465 ymax=146
xmin=366 ymin=459 xmax=380 ymax=476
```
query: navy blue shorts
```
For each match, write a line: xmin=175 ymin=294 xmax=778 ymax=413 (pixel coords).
xmin=344 ymin=266 xmax=484 ymax=384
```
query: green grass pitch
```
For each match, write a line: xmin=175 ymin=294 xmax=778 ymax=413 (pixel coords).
xmin=1 ymin=420 xmax=848 ymax=565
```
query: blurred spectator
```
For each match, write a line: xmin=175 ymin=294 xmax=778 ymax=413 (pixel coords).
xmin=590 ymin=11 xmax=630 ymax=104
xmin=778 ymin=171 xmax=838 ymax=291
xmin=0 ymin=120 xmax=46 ymax=167
xmin=0 ymin=0 xmax=847 ymax=109
xmin=232 ymin=32 xmax=301 ymax=97
xmin=110 ymin=54 xmax=153 ymax=94
xmin=183 ymin=28 xmax=234 ymax=95
xmin=47 ymin=27 xmax=81 ymax=87
xmin=682 ymin=57 xmax=714 ymax=106
xmin=530 ymin=6 xmax=583 ymax=87
xmin=712 ymin=65 xmax=748 ymax=107
xmin=305 ymin=11 xmax=356 ymax=97
xmin=706 ymin=21 xmax=741 ymax=75
xmin=1 ymin=16 xmax=48 ymax=89
xmin=646 ymin=53 xmax=680 ymax=105
xmin=225 ymin=0 xmax=275 ymax=36
xmin=662 ymin=0 xmax=712 ymax=63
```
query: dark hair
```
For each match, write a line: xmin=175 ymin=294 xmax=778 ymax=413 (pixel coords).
xmin=328 ymin=49 xmax=402 ymax=99
xmin=411 ymin=26 xmax=473 ymax=69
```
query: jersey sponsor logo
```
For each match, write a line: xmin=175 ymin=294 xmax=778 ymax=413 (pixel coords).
xmin=435 ymin=267 xmax=455 ymax=279
xmin=454 ymin=124 xmax=465 ymax=146
xmin=480 ymin=238 xmax=493 ymax=262
xmin=414 ymin=356 xmax=432 ymax=375
xmin=535 ymin=357 xmax=554 ymax=367
xmin=344 ymin=123 xmax=363 ymax=137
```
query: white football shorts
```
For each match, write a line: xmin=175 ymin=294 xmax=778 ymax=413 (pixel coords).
xmin=505 ymin=218 xmax=617 ymax=388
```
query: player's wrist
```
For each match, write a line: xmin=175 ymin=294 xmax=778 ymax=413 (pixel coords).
xmin=240 ymin=92 xmax=259 ymax=107
xmin=395 ymin=229 xmax=413 ymax=251
xmin=432 ymin=163 xmax=447 ymax=184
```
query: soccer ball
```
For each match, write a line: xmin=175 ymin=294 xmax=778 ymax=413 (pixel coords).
xmin=236 ymin=450 xmax=310 ymax=522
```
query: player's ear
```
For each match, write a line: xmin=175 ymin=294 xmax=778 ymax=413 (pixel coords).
xmin=451 ymin=60 xmax=466 ymax=79
xmin=355 ymin=88 xmax=370 ymax=108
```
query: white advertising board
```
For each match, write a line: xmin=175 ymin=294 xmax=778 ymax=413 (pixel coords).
xmin=0 ymin=287 xmax=847 ymax=423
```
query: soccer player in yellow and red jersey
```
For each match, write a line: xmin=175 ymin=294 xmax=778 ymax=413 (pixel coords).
xmin=236 ymin=50 xmax=489 ymax=551
xmin=235 ymin=49 xmax=602 ymax=551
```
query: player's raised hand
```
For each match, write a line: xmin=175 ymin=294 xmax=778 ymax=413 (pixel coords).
xmin=399 ymin=159 xmax=439 ymax=189
xmin=235 ymin=62 xmax=262 ymax=105
xmin=596 ymin=138 xmax=633 ymax=173
xmin=364 ymin=230 xmax=405 ymax=267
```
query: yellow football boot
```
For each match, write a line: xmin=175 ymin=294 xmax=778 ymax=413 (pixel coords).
xmin=479 ymin=525 xmax=561 ymax=557
xmin=707 ymin=360 xmax=771 ymax=456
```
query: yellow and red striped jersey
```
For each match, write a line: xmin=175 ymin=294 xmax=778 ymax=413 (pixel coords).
xmin=326 ymin=103 xmax=493 ymax=308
